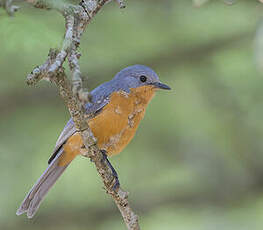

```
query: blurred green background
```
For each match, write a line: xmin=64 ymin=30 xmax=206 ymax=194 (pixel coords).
xmin=1 ymin=0 xmax=263 ymax=229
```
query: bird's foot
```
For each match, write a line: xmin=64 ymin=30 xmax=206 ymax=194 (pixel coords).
xmin=101 ymin=150 xmax=120 ymax=191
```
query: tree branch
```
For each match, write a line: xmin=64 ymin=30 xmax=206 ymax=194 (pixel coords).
xmin=3 ymin=0 xmax=139 ymax=229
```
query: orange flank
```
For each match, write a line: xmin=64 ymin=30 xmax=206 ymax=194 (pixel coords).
xmin=58 ymin=85 xmax=156 ymax=166
xmin=58 ymin=133 xmax=83 ymax=166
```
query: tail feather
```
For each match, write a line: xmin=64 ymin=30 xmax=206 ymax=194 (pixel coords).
xmin=16 ymin=148 xmax=69 ymax=218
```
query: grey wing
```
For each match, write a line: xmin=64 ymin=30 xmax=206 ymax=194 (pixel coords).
xmin=48 ymin=95 xmax=110 ymax=164
xmin=48 ymin=119 xmax=77 ymax=164
xmin=54 ymin=119 xmax=77 ymax=153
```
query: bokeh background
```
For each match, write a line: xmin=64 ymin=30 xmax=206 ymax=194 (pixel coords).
xmin=1 ymin=0 xmax=263 ymax=229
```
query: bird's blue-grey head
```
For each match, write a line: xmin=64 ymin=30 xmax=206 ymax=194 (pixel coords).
xmin=113 ymin=65 xmax=171 ymax=91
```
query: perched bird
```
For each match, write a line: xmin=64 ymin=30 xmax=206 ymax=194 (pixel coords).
xmin=16 ymin=65 xmax=171 ymax=218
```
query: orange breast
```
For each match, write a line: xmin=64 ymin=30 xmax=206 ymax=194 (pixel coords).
xmin=89 ymin=85 xmax=156 ymax=156
xmin=59 ymin=85 xmax=155 ymax=166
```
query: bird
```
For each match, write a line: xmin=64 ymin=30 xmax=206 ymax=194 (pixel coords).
xmin=16 ymin=64 xmax=171 ymax=218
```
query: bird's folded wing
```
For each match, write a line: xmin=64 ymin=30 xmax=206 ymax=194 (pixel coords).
xmin=48 ymin=119 xmax=77 ymax=164
xmin=48 ymin=96 xmax=111 ymax=164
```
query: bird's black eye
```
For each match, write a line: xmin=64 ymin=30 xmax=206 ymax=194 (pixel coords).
xmin=140 ymin=75 xmax=147 ymax=83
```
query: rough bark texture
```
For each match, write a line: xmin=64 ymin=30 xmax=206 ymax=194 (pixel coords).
xmin=1 ymin=0 xmax=140 ymax=229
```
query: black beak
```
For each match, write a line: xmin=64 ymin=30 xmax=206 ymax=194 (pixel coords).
xmin=153 ymin=82 xmax=171 ymax=90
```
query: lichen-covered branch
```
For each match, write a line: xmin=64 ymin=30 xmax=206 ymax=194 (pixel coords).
xmin=3 ymin=0 xmax=140 ymax=229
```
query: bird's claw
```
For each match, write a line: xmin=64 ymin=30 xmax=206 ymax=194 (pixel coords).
xmin=112 ymin=177 xmax=120 ymax=191
xmin=101 ymin=150 xmax=120 ymax=191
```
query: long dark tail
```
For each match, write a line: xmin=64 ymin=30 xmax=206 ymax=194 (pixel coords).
xmin=16 ymin=148 xmax=69 ymax=218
